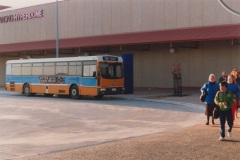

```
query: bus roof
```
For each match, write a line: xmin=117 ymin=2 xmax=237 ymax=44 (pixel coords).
xmin=6 ymin=55 xmax=123 ymax=64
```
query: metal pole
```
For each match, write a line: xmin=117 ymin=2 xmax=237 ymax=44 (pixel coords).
xmin=56 ymin=0 xmax=59 ymax=58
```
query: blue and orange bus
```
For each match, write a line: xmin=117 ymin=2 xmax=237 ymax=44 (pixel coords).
xmin=5 ymin=55 xmax=125 ymax=98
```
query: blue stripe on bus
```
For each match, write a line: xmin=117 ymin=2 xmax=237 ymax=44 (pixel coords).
xmin=6 ymin=76 xmax=96 ymax=86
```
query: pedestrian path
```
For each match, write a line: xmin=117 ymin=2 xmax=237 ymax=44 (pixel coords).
xmin=114 ymin=89 xmax=202 ymax=108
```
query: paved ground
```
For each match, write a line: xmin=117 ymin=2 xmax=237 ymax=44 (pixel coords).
xmin=1 ymin=88 xmax=240 ymax=160
xmin=19 ymin=120 xmax=240 ymax=160
xmin=0 ymin=88 xmax=204 ymax=160
xmin=17 ymin=90 xmax=240 ymax=160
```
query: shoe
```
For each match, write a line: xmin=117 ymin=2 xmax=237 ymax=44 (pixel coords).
xmin=219 ymin=137 xmax=224 ymax=141
xmin=206 ymin=122 xmax=209 ymax=125
xmin=228 ymin=132 xmax=232 ymax=138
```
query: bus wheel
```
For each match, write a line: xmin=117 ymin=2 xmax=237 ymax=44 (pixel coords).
xmin=70 ymin=85 xmax=79 ymax=99
xmin=23 ymin=84 xmax=32 ymax=96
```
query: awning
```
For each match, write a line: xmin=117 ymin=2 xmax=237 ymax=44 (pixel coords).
xmin=0 ymin=24 xmax=239 ymax=53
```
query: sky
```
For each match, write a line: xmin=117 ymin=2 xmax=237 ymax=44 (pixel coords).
xmin=0 ymin=0 xmax=63 ymax=12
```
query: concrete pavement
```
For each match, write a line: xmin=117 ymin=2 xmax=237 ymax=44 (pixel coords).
xmin=2 ymin=88 xmax=240 ymax=160
xmin=0 ymin=88 xmax=204 ymax=159
xmin=13 ymin=89 xmax=240 ymax=160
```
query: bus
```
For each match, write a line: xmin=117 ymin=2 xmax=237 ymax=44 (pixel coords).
xmin=5 ymin=55 xmax=125 ymax=99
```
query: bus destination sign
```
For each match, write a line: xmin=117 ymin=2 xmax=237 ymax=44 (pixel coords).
xmin=103 ymin=56 xmax=118 ymax=61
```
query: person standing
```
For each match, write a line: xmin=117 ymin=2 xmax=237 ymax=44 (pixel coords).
xmin=231 ymin=69 xmax=240 ymax=118
xmin=201 ymin=74 xmax=219 ymax=125
xmin=227 ymin=74 xmax=239 ymax=121
xmin=214 ymin=81 xmax=236 ymax=141
xmin=218 ymin=71 xmax=227 ymax=83
xmin=231 ymin=69 xmax=240 ymax=85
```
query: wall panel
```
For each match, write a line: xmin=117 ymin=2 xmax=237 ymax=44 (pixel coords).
xmin=203 ymin=0 xmax=218 ymax=26
xmin=93 ymin=0 xmax=103 ymax=35
xmin=132 ymin=0 xmax=142 ymax=32
xmin=111 ymin=0 xmax=122 ymax=34
xmin=122 ymin=0 xmax=132 ymax=33
xmin=46 ymin=4 xmax=55 ymax=40
xmin=59 ymin=2 xmax=69 ymax=38
xmin=0 ymin=0 xmax=239 ymax=45
xmin=76 ymin=0 xmax=85 ymax=37
xmin=142 ymin=0 xmax=154 ymax=31
xmin=231 ymin=0 xmax=240 ymax=23
xmin=84 ymin=0 xmax=94 ymax=36
xmin=176 ymin=0 xmax=190 ymax=28
xmin=189 ymin=0 xmax=203 ymax=27
xmin=102 ymin=0 xmax=112 ymax=34
xmin=153 ymin=0 xmax=165 ymax=30
xmin=164 ymin=0 xmax=177 ymax=29
xmin=216 ymin=0 xmax=231 ymax=25
xmin=68 ymin=0 xmax=78 ymax=38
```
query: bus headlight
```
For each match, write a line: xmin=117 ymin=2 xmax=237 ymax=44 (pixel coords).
xmin=101 ymin=88 xmax=106 ymax=92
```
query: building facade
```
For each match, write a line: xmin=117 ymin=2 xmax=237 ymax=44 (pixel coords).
xmin=0 ymin=0 xmax=240 ymax=89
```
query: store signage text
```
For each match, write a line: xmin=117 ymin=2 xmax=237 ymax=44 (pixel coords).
xmin=0 ymin=9 xmax=44 ymax=24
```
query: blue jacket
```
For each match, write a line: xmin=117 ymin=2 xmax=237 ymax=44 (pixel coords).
xmin=227 ymin=83 xmax=240 ymax=99
xmin=201 ymin=82 xmax=219 ymax=104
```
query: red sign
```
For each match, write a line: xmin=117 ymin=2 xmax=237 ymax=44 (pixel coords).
xmin=0 ymin=9 xmax=43 ymax=24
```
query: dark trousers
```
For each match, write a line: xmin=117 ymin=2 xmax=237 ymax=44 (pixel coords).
xmin=219 ymin=109 xmax=233 ymax=138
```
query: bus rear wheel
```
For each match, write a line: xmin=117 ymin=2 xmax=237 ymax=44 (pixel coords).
xmin=23 ymin=84 xmax=33 ymax=96
xmin=70 ymin=85 xmax=79 ymax=99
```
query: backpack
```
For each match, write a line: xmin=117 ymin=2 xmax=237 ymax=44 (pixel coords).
xmin=200 ymin=92 xmax=207 ymax=102
xmin=200 ymin=83 xmax=208 ymax=102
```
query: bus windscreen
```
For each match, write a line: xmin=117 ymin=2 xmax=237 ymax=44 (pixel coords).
xmin=100 ymin=63 xmax=123 ymax=79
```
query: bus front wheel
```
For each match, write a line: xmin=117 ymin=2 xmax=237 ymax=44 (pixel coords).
xmin=70 ymin=85 xmax=79 ymax=99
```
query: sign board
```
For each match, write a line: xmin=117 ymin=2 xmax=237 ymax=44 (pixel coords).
xmin=0 ymin=9 xmax=44 ymax=24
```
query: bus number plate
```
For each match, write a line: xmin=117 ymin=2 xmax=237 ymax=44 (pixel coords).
xmin=112 ymin=88 xmax=116 ymax=91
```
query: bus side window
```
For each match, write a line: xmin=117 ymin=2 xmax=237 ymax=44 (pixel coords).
xmin=12 ymin=64 xmax=21 ymax=75
xmin=69 ymin=62 xmax=82 ymax=76
xmin=83 ymin=64 xmax=96 ymax=77
xmin=56 ymin=62 xmax=68 ymax=75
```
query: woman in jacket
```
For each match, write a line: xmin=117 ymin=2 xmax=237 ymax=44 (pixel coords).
xmin=201 ymin=74 xmax=219 ymax=125
xmin=230 ymin=69 xmax=240 ymax=118
xmin=227 ymin=74 xmax=239 ymax=121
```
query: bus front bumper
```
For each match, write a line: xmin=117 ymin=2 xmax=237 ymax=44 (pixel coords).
xmin=98 ymin=87 xmax=125 ymax=95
